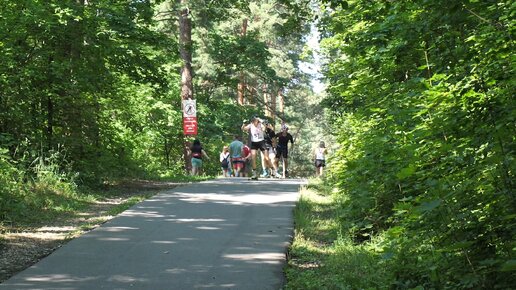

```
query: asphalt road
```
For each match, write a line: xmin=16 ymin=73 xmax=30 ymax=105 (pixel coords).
xmin=1 ymin=178 xmax=305 ymax=290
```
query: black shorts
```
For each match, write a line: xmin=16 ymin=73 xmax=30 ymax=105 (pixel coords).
xmin=276 ymin=146 xmax=288 ymax=158
xmin=251 ymin=141 xmax=266 ymax=151
xmin=315 ymin=159 xmax=325 ymax=168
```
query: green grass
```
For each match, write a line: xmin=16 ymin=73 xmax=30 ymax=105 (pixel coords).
xmin=0 ymin=174 xmax=197 ymax=229
xmin=285 ymin=178 xmax=393 ymax=290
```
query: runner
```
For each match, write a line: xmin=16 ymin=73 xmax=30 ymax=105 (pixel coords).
xmin=275 ymin=124 xmax=294 ymax=178
xmin=261 ymin=121 xmax=281 ymax=178
xmin=270 ymin=137 xmax=279 ymax=175
xmin=242 ymin=116 xmax=271 ymax=180
xmin=229 ymin=135 xmax=245 ymax=177
xmin=314 ymin=141 xmax=327 ymax=177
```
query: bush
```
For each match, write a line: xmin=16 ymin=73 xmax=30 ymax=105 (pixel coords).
xmin=0 ymin=148 xmax=25 ymax=222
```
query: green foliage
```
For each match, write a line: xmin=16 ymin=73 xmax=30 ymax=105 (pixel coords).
xmin=286 ymin=181 xmax=393 ymax=289
xmin=0 ymin=148 xmax=94 ymax=224
xmin=318 ymin=0 xmax=515 ymax=288
xmin=0 ymin=148 xmax=25 ymax=222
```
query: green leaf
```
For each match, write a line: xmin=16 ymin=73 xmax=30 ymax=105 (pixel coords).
xmin=417 ymin=199 xmax=441 ymax=213
xmin=396 ymin=165 xmax=416 ymax=179
xmin=440 ymin=241 xmax=475 ymax=252
xmin=500 ymin=260 xmax=516 ymax=272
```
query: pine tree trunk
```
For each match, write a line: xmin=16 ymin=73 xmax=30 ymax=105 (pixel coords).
xmin=46 ymin=94 xmax=53 ymax=151
xmin=278 ymin=89 xmax=284 ymax=118
xmin=237 ymin=19 xmax=247 ymax=105
xmin=179 ymin=0 xmax=193 ymax=174
xmin=179 ymin=2 xmax=193 ymax=101
xmin=271 ymin=88 xmax=277 ymax=123
xmin=262 ymin=83 xmax=269 ymax=117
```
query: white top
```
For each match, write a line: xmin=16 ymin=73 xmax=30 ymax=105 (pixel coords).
xmin=220 ymin=152 xmax=230 ymax=162
xmin=315 ymin=148 xmax=325 ymax=160
xmin=249 ymin=123 xmax=264 ymax=142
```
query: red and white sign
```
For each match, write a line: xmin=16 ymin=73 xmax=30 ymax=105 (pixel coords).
xmin=183 ymin=117 xmax=197 ymax=135
xmin=182 ymin=100 xmax=197 ymax=135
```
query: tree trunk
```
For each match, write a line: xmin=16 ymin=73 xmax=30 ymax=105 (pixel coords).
xmin=164 ymin=137 xmax=171 ymax=168
xmin=278 ymin=88 xmax=284 ymax=118
xmin=237 ymin=19 xmax=247 ymax=105
xmin=179 ymin=0 xmax=193 ymax=174
xmin=179 ymin=1 xmax=193 ymax=101
xmin=262 ymin=83 xmax=269 ymax=117
xmin=46 ymin=94 xmax=53 ymax=151
xmin=271 ymin=88 xmax=277 ymax=123
xmin=237 ymin=73 xmax=245 ymax=105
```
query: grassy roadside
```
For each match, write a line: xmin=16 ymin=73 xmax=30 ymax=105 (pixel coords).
xmin=0 ymin=177 xmax=205 ymax=283
xmin=1 ymin=175 xmax=212 ymax=230
xmin=285 ymin=178 xmax=392 ymax=290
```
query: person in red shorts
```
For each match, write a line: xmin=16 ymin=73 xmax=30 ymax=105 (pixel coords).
xmin=229 ymin=135 xmax=244 ymax=177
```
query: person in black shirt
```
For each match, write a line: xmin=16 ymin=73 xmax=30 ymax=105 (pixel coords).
xmin=189 ymin=139 xmax=210 ymax=176
xmin=275 ymin=124 xmax=294 ymax=178
xmin=260 ymin=121 xmax=280 ymax=178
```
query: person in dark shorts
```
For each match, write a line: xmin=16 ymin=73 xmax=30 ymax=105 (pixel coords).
xmin=314 ymin=141 xmax=327 ymax=177
xmin=260 ymin=121 xmax=280 ymax=178
xmin=275 ymin=124 xmax=294 ymax=178
xmin=220 ymin=146 xmax=231 ymax=177
xmin=242 ymin=116 xmax=271 ymax=179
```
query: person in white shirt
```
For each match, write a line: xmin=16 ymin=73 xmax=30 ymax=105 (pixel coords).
xmin=314 ymin=141 xmax=328 ymax=177
xmin=219 ymin=146 xmax=231 ymax=177
xmin=241 ymin=116 xmax=271 ymax=179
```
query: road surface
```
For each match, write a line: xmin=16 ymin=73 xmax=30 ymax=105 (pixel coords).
xmin=1 ymin=178 xmax=305 ymax=290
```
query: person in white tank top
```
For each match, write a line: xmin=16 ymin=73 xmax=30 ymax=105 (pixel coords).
xmin=249 ymin=122 xmax=264 ymax=142
xmin=314 ymin=141 xmax=328 ymax=177
xmin=242 ymin=116 xmax=271 ymax=179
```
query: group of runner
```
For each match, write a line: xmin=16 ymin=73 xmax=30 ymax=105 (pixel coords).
xmin=219 ymin=116 xmax=294 ymax=179
xmin=191 ymin=116 xmax=327 ymax=178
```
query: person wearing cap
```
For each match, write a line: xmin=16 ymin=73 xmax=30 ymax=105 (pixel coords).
xmin=242 ymin=116 xmax=271 ymax=179
xmin=275 ymin=123 xmax=294 ymax=178
xmin=314 ymin=141 xmax=328 ymax=177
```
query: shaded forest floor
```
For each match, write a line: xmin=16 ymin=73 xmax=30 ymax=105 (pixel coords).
xmin=0 ymin=181 xmax=182 ymax=283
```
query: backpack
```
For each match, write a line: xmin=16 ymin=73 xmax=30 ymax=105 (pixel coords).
xmin=221 ymin=156 xmax=229 ymax=169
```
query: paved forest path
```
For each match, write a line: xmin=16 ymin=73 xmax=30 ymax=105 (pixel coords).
xmin=1 ymin=178 xmax=305 ymax=290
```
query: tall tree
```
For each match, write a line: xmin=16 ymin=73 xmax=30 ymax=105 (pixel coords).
xmin=177 ymin=0 xmax=194 ymax=173
xmin=237 ymin=18 xmax=248 ymax=105
xmin=178 ymin=0 xmax=193 ymax=101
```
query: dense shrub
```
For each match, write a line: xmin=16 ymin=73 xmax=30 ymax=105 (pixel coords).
xmin=319 ymin=0 xmax=515 ymax=288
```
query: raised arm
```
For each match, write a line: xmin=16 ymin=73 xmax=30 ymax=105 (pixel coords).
xmin=241 ymin=120 xmax=250 ymax=132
